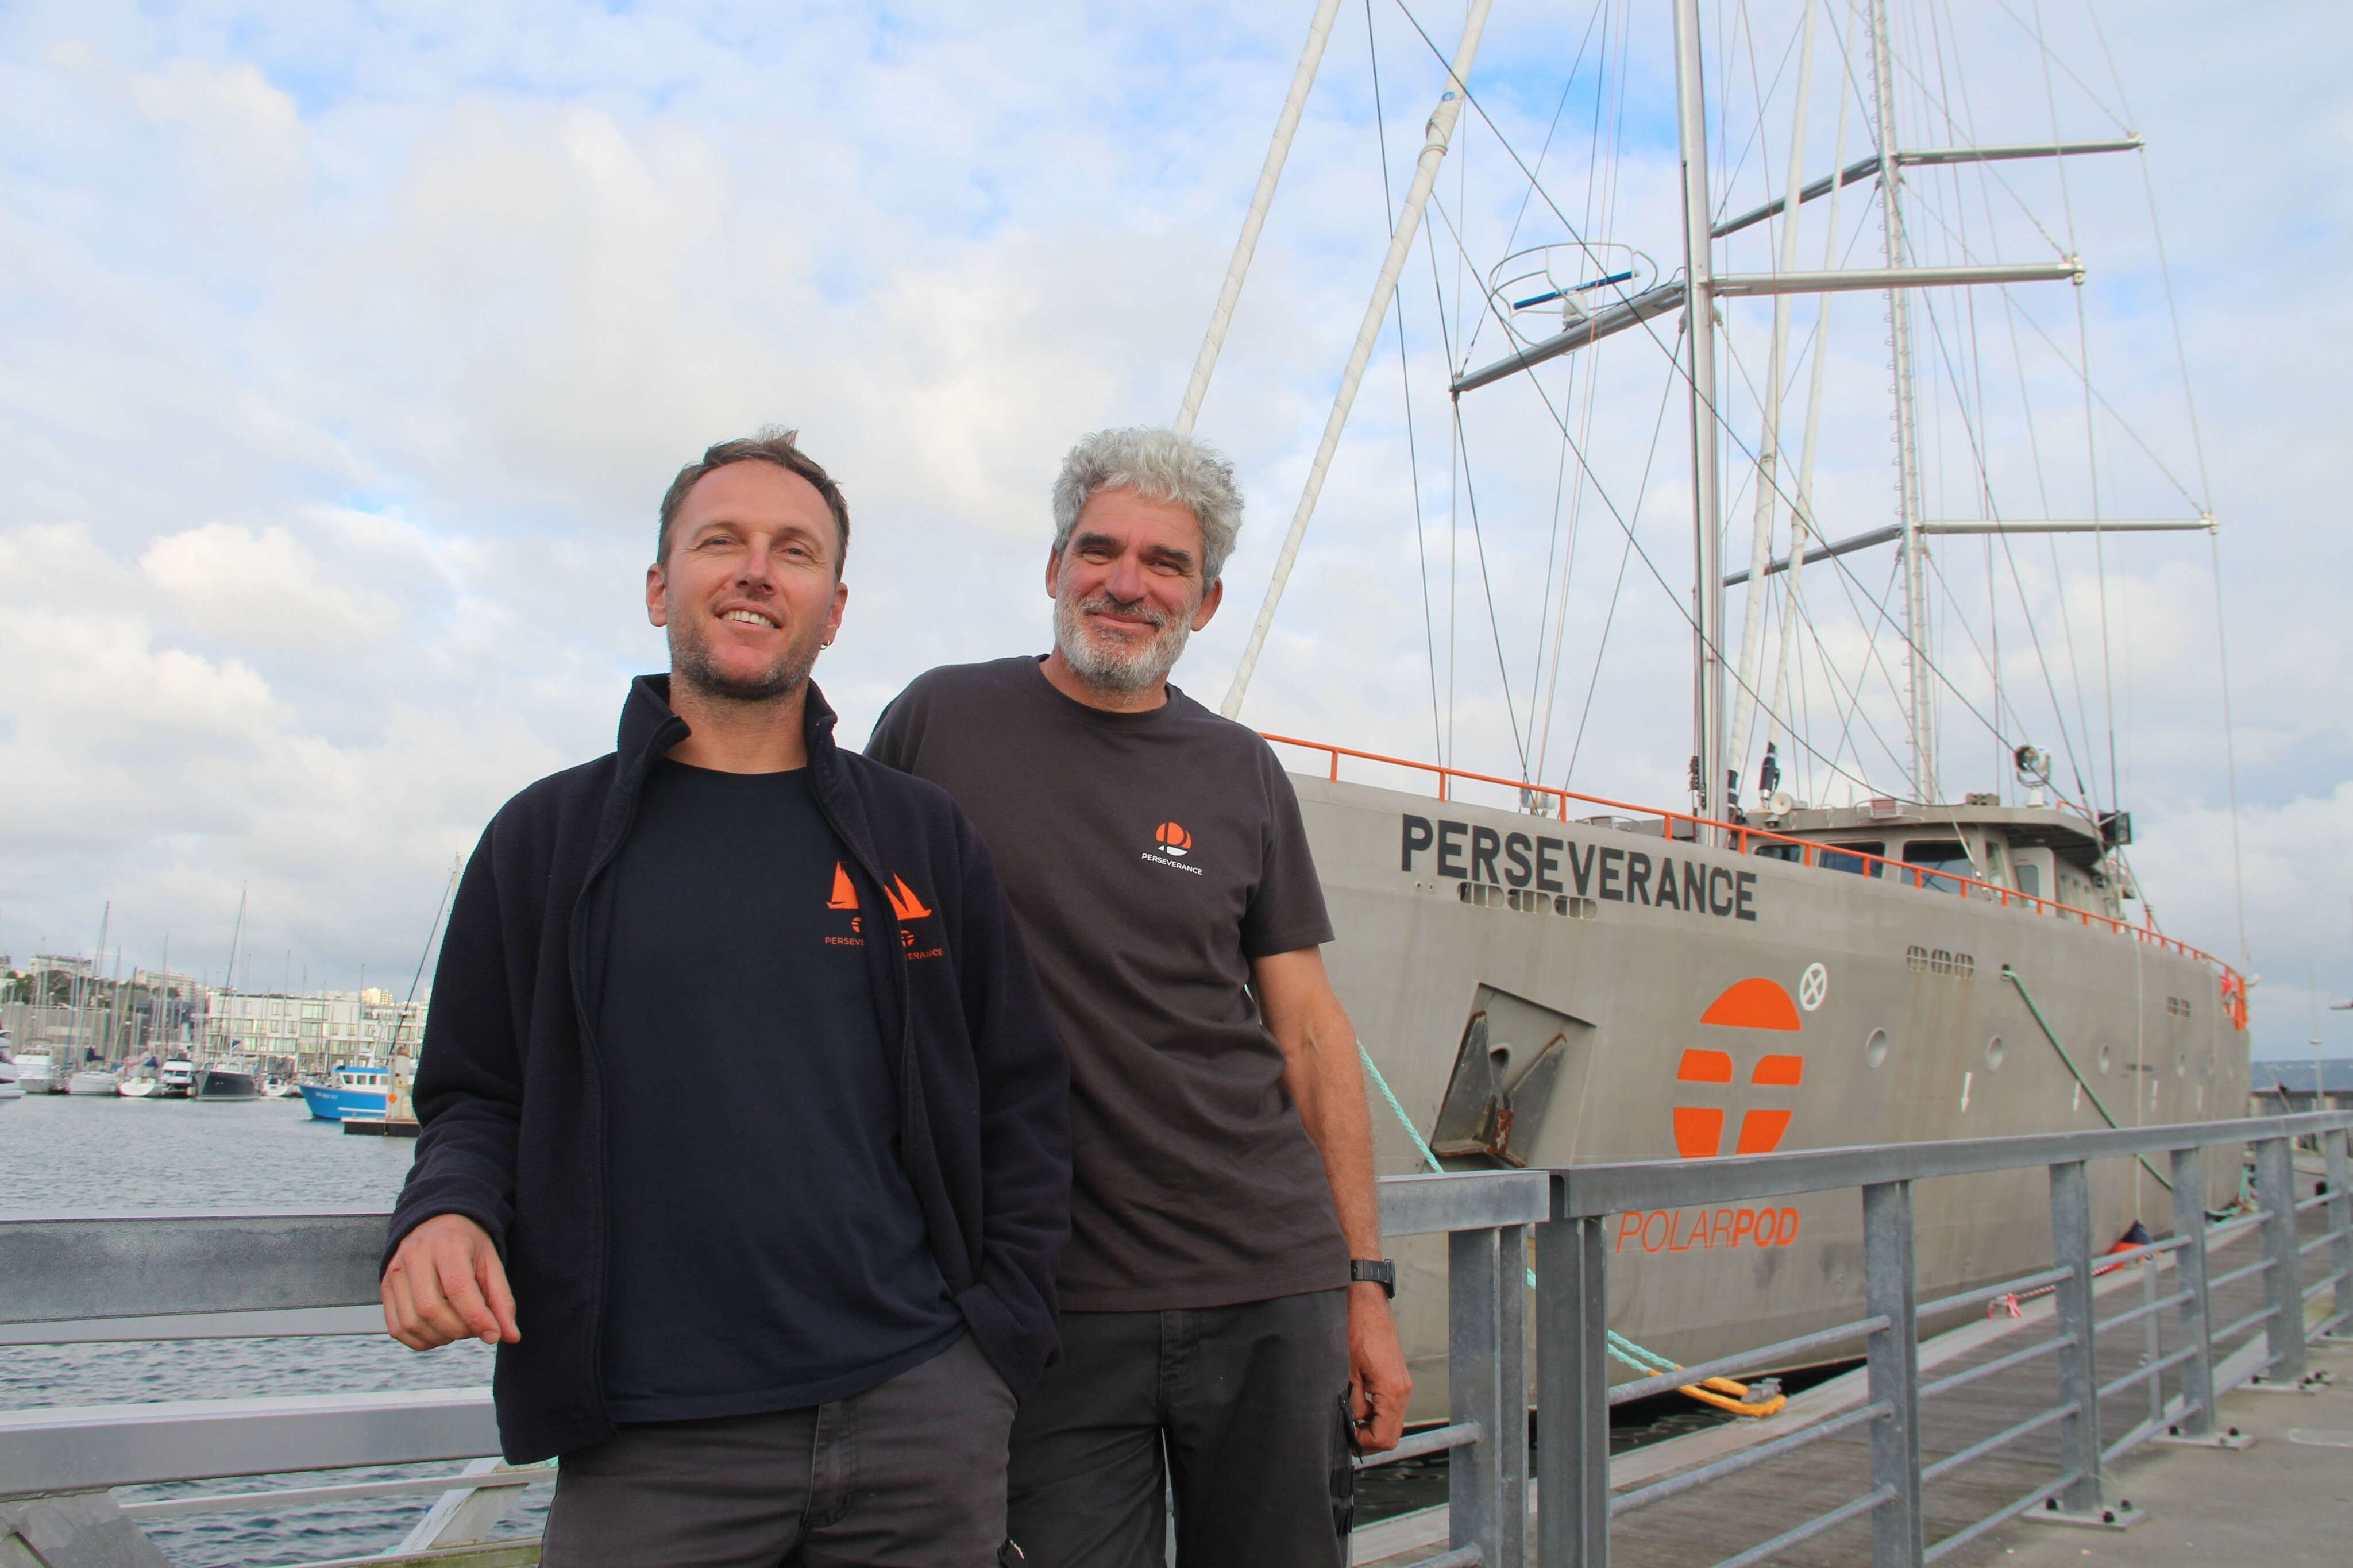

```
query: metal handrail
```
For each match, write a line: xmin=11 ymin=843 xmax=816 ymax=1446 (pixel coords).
xmin=1554 ymin=1112 xmax=2351 ymax=1217
xmin=0 ymin=1171 xmax=1550 ymax=1568
xmin=1536 ymin=1109 xmax=2353 ymax=1568
xmin=1260 ymin=731 xmax=2243 ymax=986
xmin=10 ymin=1118 xmax=2348 ymax=1568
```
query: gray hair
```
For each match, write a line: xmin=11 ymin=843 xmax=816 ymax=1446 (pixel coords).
xmin=1050 ymin=428 xmax=1243 ymax=587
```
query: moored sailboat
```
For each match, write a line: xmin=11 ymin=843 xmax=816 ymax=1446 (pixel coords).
xmin=1179 ymin=0 xmax=2250 ymax=1413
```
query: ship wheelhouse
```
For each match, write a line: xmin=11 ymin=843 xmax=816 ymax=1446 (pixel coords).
xmin=1747 ymin=799 xmax=2129 ymax=921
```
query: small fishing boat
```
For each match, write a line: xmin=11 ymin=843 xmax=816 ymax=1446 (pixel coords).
xmin=298 ymin=1063 xmax=392 ymax=1122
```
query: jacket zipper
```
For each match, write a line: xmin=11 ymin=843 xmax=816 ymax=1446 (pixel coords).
xmin=803 ymin=759 xmax=924 ymax=1191
xmin=565 ymin=712 xmax=685 ymax=1433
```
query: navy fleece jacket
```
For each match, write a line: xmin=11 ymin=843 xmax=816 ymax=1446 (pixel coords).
xmin=387 ymin=675 xmax=1070 ymax=1463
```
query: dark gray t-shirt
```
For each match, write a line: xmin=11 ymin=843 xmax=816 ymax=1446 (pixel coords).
xmin=867 ymin=656 xmax=1347 ymax=1311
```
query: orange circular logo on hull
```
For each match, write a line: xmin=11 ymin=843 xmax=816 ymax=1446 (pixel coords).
xmin=1154 ymin=822 xmax=1192 ymax=856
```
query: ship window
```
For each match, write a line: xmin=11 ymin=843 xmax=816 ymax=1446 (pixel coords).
xmin=1864 ymin=1028 xmax=1890 ymax=1068
xmin=1751 ymin=841 xmax=1803 ymax=862
xmin=1985 ymin=1036 xmax=2005 ymax=1071
xmin=2015 ymin=862 xmax=2041 ymax=898
xmin=1902 ymin=839 xmax=1971 ymax=894
xmin=1822 ymin=841 xmax=1884 ymax=875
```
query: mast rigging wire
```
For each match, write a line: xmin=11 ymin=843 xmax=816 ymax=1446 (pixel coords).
xmin=1360 ymin=0 xmax=2197 ymax=818
xmin=1363 ymin=0 xmax=1446 ymax=763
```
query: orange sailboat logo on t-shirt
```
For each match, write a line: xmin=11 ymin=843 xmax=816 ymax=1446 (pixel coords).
xmin=824 ymin=863 xmax=934 ymax=921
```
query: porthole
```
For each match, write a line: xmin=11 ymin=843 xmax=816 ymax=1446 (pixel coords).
xmin=2097 ymin=1045 xmax=2112 ymax=1075
xmin=1865 ymin=1028 xmax=1890 ymax=1068
xmin=1985 ymin=1036 xmax=2005 ymax=1072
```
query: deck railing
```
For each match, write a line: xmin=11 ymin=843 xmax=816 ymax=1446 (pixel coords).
xmin=1262 ymin=732 xmax=2243 ymax=998
xmin=1536 ymin=1109 xmax=2353 ymax=1568
xmin=0 ymin=1175 xmax=1549 ymax=1568
xmin=9 ymin=1115 xmax=2346 ymax=1568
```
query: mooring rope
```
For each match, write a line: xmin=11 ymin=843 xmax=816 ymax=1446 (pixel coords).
xmin=1357 ymin=1042 xmax=1784 ymax=1417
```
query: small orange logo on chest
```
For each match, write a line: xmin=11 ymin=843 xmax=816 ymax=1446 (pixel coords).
xmin=1154 ymin=822 xmax=1192 ymax=856
xmin=825 ymin=863 xmax=934 ymax=920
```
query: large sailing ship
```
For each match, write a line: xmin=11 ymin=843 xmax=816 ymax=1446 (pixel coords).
xmin=1175 ymin=0 xmax=2252 ymax=1415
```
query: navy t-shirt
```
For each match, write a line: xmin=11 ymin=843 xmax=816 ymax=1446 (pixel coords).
xmin=595 ymin=761 xmax=961 ymax=1421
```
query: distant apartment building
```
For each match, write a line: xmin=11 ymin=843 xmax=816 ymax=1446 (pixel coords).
xmin=202 ymin=987 xmax=430 ymax=1073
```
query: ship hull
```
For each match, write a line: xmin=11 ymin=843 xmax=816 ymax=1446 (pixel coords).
xmin=1293 ymin=775 xmax=2251 ymax=1420
xmin=298 ymin=1082 xmax=388 ymax=1122
xmin=192 ymin=1068 xmax=259 ymax=1102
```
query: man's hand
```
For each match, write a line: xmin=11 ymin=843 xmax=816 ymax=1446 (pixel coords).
xmin=1347 ymin=1281 xmax=1413 ymax=1453
xmin=382 ymin=1214 xmax=520 ymax=1350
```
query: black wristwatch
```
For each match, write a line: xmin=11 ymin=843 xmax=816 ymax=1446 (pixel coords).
xmin=1349 ymin=1258 xmax=1397 ymax=1299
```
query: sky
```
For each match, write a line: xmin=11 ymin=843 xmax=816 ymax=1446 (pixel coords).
xmin=2 ymin=1 xmax=2347 ymax=1057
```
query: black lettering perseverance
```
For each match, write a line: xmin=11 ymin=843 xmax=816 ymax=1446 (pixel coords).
xmin=1394 ymin=813 xmax=1763 ymax=922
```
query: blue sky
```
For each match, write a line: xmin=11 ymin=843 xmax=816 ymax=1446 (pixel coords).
xmin=2 ymin=0 xmax=2348 ymax=1057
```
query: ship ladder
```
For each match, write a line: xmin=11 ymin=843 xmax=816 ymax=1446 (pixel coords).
xmin=1359 ymin=1044 xmax=1786 ymax=1419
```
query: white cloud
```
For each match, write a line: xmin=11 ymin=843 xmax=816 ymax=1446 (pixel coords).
xmin=141 ymin=521 xmax=398 ymax=644
xmin=0 ymin=0 xmax=2345 ymax=1056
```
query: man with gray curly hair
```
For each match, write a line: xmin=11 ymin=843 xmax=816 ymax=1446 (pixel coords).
xmin=869 ymin=427 xmax=1409 ymax=1568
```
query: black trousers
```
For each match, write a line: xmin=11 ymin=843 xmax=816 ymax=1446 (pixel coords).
xmin=1005 ymin=1289 xmax=1352 ymax=1568
xmin=541 ymin=1334 xmax=1015 ymax=1568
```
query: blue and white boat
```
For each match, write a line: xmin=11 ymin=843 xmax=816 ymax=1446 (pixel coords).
xmin=298 ymin=1064 xmax=391 ymax=1122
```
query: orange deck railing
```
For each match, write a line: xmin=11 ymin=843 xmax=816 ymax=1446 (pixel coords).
xmin=1260 ymin=732 xmax=2246 ymax=1011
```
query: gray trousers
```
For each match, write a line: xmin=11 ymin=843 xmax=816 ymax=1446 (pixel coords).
xmin=542 ymin=1333 xmax=1015 ymax=1568
xmin=1005 ymin=1289 xmax=1353 ymax=1568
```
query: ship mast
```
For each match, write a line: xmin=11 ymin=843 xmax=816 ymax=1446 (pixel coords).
xmin=1869 ymin=0 xmax=1935 ymax=802
xmin=1672 ymin=0 xmax=1726 ymax=840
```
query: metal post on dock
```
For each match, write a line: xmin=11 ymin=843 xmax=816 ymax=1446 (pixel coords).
xmin=1498 ymin=1223 xmax=1530 ymax=1568
xmin=1861 ymin=1180 xmax=1923 ymax=1568
xmin=2252 ymin=1136 xmax=2305 ymax=1385
xmin=2166 ymin=1146 xmax=2218 ymax=1437
xmin=1536 ymin=1204 xmax=1611 ymax=1568
xmin=2046 ymin=1160 xmax=2103 ymax=1515
xmin=2324 ymin=1127 xmax=2353 ymax=1341
xmin=1448 ymin=1221 xmax=1522 ymax=1568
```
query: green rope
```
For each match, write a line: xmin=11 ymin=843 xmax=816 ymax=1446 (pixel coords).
xmin=1357 ymin=1042 xmax=1679 ymax=1374
xmin=1999 ymin=966 xmax=2171 ymax=1191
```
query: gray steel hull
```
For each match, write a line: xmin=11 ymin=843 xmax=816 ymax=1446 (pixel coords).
xmin=1293 ymin=775 xmax=2250 ymax=1421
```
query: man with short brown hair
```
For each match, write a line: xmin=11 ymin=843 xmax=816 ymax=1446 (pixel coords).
xmin=383 ymin=428 xmax=1069 ymax=1567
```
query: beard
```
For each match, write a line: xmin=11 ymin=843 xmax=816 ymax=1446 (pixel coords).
xmin=1054 ymin=586 xmax=1194 ymax=693
xmin=669 ymin=611 xmax=826 ymax=705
